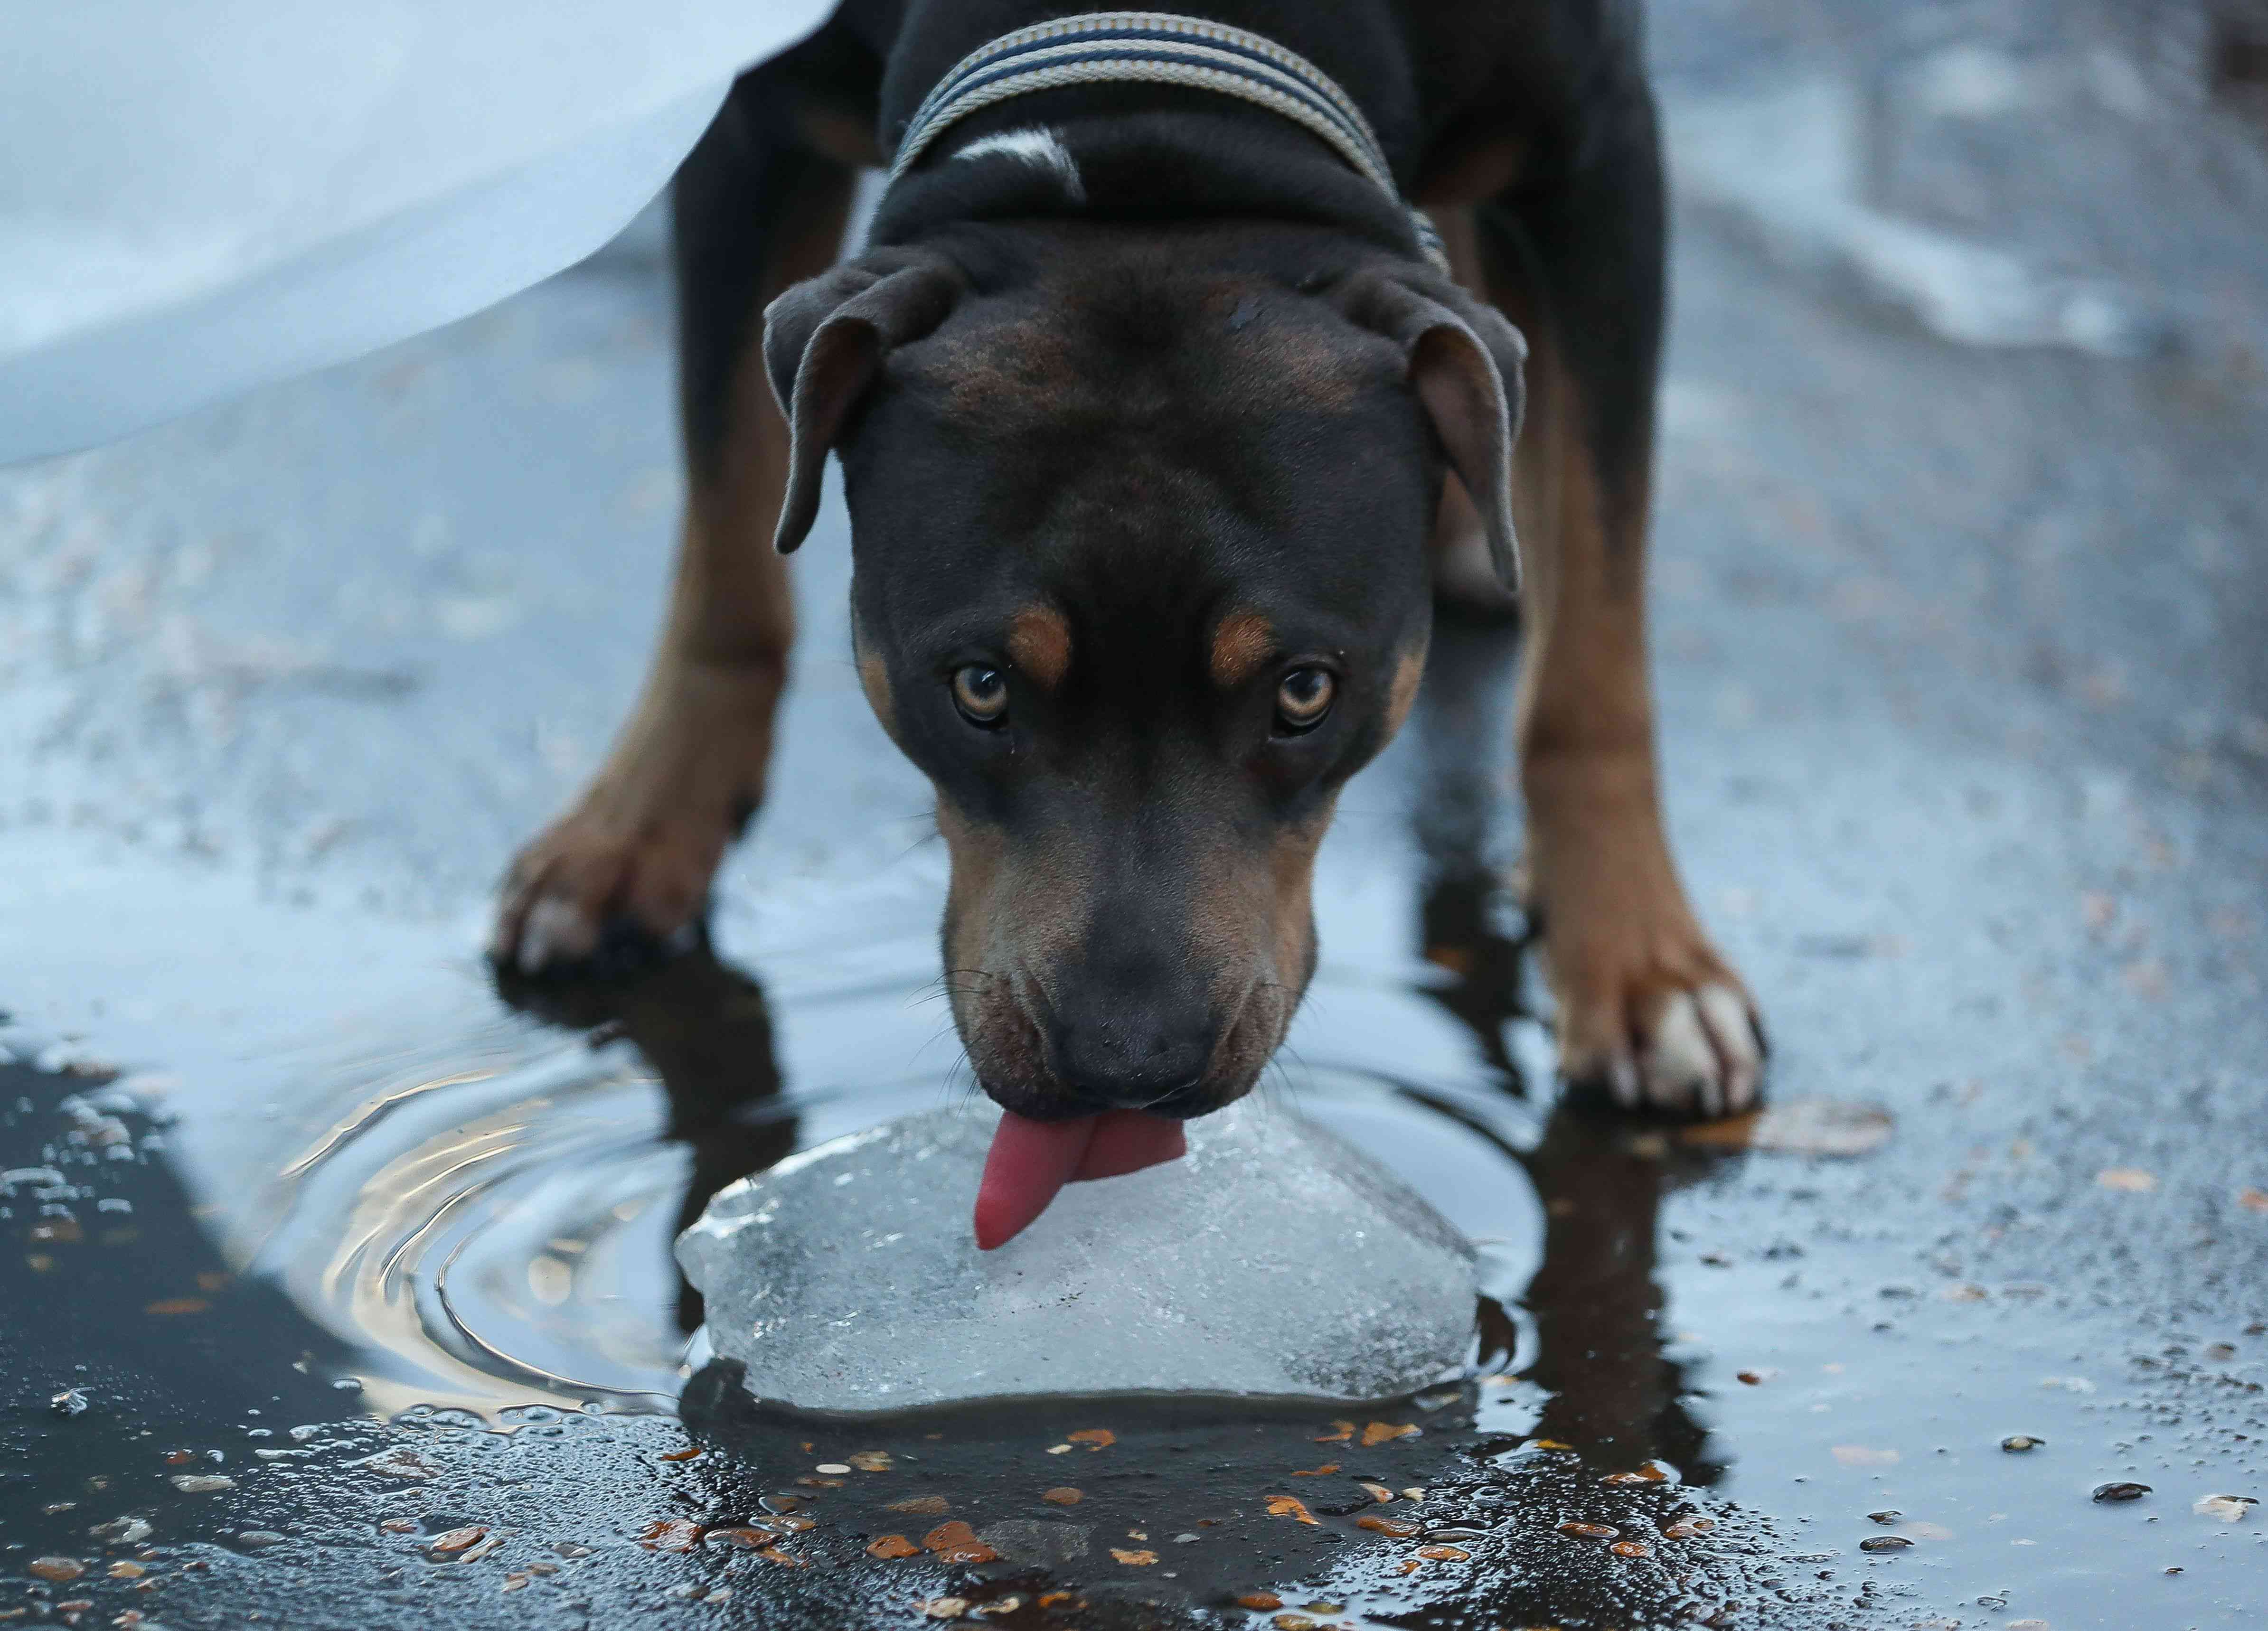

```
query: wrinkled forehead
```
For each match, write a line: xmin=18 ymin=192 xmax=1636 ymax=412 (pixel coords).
xmin=899 ymin=269 xmax=1398 ymax=427
xmin=842 ymin=271 xmax=1440 ymax=647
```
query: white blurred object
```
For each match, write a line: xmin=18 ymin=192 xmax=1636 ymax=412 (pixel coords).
xmin=1666 ymin=75 xmax=2159 ymax=358
xmin=0 ymin=1 xmax=832 ymax=463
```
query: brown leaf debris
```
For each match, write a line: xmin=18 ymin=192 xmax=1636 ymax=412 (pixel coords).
xmin=920 ymin=1521 xmax=998 ymax=1565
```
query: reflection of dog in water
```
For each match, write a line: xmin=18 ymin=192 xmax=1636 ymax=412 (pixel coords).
xmin=494 ymin=946 xmax=791 ymax=1335
xmin=490 ymin=2 xmax=1766 ymax=1243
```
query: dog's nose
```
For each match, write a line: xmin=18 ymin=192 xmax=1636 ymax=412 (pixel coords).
xmin=1048 ymin=1012 xmax=1212 ymax=1111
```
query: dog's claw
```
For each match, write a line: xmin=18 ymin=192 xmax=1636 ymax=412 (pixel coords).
xmin=1640 ymin=991 xmax=1718 ymax=1115
xmin=1697 ymin=983 xmax=1761 ymax=1114
xmin=515 ymin=894 xmax=599 ymax=975
xmin=1606 ymin=1053 xmax=1642 ymax=1110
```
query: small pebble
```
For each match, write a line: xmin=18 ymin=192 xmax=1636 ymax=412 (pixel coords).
xmin=2092 ymin=1482 xmax=2152 ymax=1503
xmin=1860 ymin=1535 xmax=1912 ymax=1552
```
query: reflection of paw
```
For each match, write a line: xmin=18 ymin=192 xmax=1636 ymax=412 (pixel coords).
xmin=1549 ymin=949 xmax=1766 ymax=1120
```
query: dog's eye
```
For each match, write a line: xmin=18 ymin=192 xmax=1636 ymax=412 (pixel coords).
xmin=1274 ymin=666 xmax=1336 ymax=734
xmin=950 ymin=663 xmax=1009 ymax=727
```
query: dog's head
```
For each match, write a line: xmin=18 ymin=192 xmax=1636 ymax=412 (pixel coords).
xmin=763 ymin=228 xmax=1524 ymax=1125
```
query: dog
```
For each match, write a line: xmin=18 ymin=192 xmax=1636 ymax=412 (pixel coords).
xmin=491 ymin=0 xmax=1765 ymax=1240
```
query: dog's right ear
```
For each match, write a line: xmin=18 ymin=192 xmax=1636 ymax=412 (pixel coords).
xmin=762 ymin=249 xmax=963 ymax=553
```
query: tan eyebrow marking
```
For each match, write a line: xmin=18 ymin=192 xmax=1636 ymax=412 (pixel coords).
xmin=1006 ymin=604 xmax=1072 ymax=689
xmin=852 ymin=614 xmax=898 ymax=739
xmin=1208 ymin=610 xmax=1276 ymax=689
xmin=1383 ymin=640 xmax=1426 ymax=735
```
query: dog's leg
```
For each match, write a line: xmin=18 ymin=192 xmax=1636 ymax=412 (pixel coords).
xmin=1452 ymin=91 xmax=1764 ymax=1116
xmin=494 ymin=65 xmax=862 ymax=970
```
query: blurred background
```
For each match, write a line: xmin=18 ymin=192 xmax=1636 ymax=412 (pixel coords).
xmin=4 ymin=0 xmax=2265 ymax=923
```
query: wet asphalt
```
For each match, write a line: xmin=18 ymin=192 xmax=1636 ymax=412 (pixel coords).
xmin=4 ymin=8 xmax=2268 ymax=1627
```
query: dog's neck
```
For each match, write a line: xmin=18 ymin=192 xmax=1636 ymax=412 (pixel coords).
xmin=868 ymin=5 xmax=1430 ymax=265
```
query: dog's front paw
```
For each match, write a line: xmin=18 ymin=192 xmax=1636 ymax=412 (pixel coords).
xmin=1524 ymin=765 xmax=1765 ymax=1118
xmin=490 ymin=661 xmax=778 ymax=975
xmin=1551 ymin=958 xmax=1764 ymax=1119
xmin=491 ymin=804 xmax=724 ymax=976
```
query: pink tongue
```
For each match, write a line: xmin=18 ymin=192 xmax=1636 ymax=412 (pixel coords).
xmin=974 ymin=1109 xmax=1188 ymax=1250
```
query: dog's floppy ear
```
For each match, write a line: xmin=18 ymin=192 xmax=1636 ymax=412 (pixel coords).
xmin=762 ymin=249 xmax=963 ymax=553
xmin=1334 ymin=268 xmax=1528 ymax=592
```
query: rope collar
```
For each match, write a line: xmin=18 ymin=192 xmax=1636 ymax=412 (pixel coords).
xmin=889 ymin=11 xmax=1447 ymax=270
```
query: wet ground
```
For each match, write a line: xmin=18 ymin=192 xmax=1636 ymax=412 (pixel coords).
xmin=6 ymin=6 xmax=2268 ymax=1626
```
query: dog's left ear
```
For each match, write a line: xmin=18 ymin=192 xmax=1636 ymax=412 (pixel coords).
xmin=1335 ymin=268 xmax=1527 ymax=592
xmin=762 ymin=248 xmax=964 ymax=553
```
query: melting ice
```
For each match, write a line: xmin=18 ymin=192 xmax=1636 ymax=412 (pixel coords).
xmin=676 ymin=1097 xmax=1477 ymax=1412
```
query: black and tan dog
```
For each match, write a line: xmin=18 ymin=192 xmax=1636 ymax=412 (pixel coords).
xmin=492 ymin=1 xmax=1764 ymax=1238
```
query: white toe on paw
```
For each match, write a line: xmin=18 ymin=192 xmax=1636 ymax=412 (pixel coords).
xmin=1607 ymin=1052 xmax=1642 ymax=1110
xmin=1643 ymin=992 xmax=1721 ymax=1115
xmin=1696 ymin=983 xmax=1761 ymax=1113
xmin=517 ymin=895 xmax=597 ymax=973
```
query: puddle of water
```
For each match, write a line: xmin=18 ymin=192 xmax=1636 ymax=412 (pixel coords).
xmin=3 ymin=629 xmax=2261 ymax=1628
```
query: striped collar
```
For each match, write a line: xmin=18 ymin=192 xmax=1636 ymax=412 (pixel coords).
xmin=888 ymin=11 xmax=1446 ymax=270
